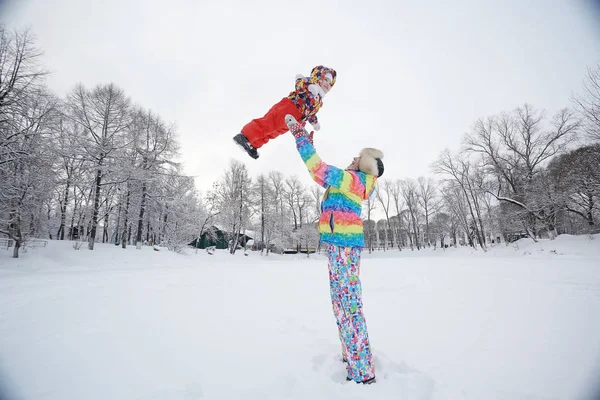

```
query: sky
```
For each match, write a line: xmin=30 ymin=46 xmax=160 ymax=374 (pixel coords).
xmin=1 ymin=0 xmax=600 ymax=198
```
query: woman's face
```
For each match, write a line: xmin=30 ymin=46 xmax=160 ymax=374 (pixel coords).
xmin=347 ymin=156 xmax=360 ymax=171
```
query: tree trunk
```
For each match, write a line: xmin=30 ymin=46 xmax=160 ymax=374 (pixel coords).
xmin=88 ymin=165 xmax=103 ymax=250
xmin=230 ymin=189 xmax=244 ymax=255
xmin=453 ymin=226 xmax=458 ymax=248
xmin=13 ymin=236 xmax=21 ymax=258
xmin=407 ymin=219 xmax=414 ymax=250
xmin=121 ymin=187 xmax=130 ymax=249
xmin=57 ymin=178 xmax=70 ymax=240
xmin=587 ymin=192 xmax=595 ymax=226
xmin=69 ymin=186 xmax=78 ymax=241
xmin=410 ymin=211 xmax=420 ymax=250
xmin=102 ymin=211 xmax=109 ymax=243
xmin=459 ymin=184 xmax=483 ymax=249
xmin=424 ymin=208 xmax=430 ymax=247
xmin=135 ymin=182 xmax=147 ymax=249
xmin=114 ymin=198 xmax=121 ymax=245
xmin=161 ymin=205 xmax=168 ymax=245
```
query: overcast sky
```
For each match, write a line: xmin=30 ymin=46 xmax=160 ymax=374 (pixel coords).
xmin=1 ymin=0 xmax=600 ymax=198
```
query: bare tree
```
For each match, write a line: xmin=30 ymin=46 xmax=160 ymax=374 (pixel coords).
xmin=284 ymin=176 xmax=303 ymax=230
xmin=431 ymin=211 xmax=452 ymax=248
xmin=0 ymin=27 xmax=48 ymax=165
xmin=0 ymin=89 xmax=57 ymax=257
xmin=0 ymin=27 xmax=55 ymax=258
xmin=293 ymin=223 xmax=319 ymax=257
xmin=573 ymin=63 xmax=600 ymax=142
xmin=374 ymin=179 xmax=394 ymax=250
xmin=253 ymin=174 xmax=268 ymax=254
xmin=390 ymin=180 xmax=405 ymax=250
xmin=268 ymin=171 xmax=292 ymax=252
xmin=310 ymin=185 xmax=324 ymax=216
xmin=440 ymin=183 xmax=472 ymax=247
xmin=214 ymin=160 xmax=252 ymax=254
xmin=549 ymin=144 xmax=600 ymax=229
xmin=53 ymin=111 xmax=87 ymax=240
xmin=161 ymin=172 xmax=201 ymax=252
xmin=433 ymin=150 xmax=486 ymax=249
xmin=417 ymin=176 xmax=440 ymax=247
xmin=284 ymin=176 xmax=309 ymax=251
xmin=67 ymin=83 xmax=131 ymax=250
xmin=362 ymin=196 xmax=377 ymax=253
xmin=400 ymin=179 xmax=422 ymax=250
xmin=130 ymin=108 xmax=179 ymax=249
xmin=192 ymin=187 xmax=220 ymax=251
xmin=464 ymin=104 xmax=580 ymax=239
xmin=252 ymin=173 xmax=291 ymax=254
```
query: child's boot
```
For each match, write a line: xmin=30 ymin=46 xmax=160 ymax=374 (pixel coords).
xmin=233 ymin=133 xmax=259 ymax=159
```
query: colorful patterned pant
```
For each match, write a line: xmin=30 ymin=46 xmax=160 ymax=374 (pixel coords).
xmin=327 ymin=244 xmax=375 ymax=381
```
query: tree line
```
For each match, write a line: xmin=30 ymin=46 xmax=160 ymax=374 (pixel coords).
xmin=1 ymin=27 xmax=598 ymax=258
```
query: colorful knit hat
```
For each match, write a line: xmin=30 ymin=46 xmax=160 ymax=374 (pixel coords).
xmin=310 ymin=65 xmax=337 ymax=88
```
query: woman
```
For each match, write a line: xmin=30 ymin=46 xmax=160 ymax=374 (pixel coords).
xmin=285 ymin=115 xmax=384 ymax=385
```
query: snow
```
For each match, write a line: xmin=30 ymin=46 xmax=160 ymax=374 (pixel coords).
xmin=1 ymin=236 xmax=600 ymax=400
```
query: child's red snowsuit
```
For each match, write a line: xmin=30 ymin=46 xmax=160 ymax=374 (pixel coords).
xmin=241 ymin=65 xmax=336 ymax=149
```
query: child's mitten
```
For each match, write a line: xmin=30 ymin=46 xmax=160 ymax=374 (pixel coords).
xmin=307 ymin=84 xmax=324 ymax=98
xmin=285 ymin=115 xmax=308 ymax=139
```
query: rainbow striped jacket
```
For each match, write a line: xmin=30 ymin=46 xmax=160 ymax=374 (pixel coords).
xmin=295 ymin=135 xmax=378 ymax=248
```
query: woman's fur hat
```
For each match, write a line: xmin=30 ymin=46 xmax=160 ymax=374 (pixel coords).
xmin=358 ymin=148 xmax=384 ymax=177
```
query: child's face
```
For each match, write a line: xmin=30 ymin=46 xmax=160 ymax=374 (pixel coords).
xmin=320 ymin=76 xmax=332 ymax=93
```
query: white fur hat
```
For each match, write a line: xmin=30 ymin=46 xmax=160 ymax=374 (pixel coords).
xmin=358 ymin=148 xmax=384 ymax=177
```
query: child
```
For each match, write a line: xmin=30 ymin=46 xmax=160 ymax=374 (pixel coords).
xmin=233 ymin=65 xmax=337 ymax=159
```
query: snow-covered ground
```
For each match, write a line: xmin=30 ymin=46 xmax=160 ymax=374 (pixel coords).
xmin=1 ymin=235 xmax=599 ymax=400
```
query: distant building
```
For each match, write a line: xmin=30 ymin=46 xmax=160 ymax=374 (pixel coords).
xmin=188 ymin=226 xmax=253 ymax=249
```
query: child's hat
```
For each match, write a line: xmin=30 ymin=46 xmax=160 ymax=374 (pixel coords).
xmin=310 ymin=65 xmax=337 ymax=87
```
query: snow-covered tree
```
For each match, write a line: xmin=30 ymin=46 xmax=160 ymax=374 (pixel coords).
xmin=417 ymin=176 xmax=440 ymax=247
xmin=213 ymin=160 xmax=252 ymax=255
xmin=374 ymin=179 xmax=394 ymax=250
xmin=292 ymin=223 xmax=319 ymax=257
xmin=400 ymin=178 xmax=423 ymax=250
xmin=389 ymin=180 xmax=406 ymax=250
xmin=161 ymin=172 xmax=201 ymax=252
xmin=464 ymin=104 xmax=580 ymax=240
xmin=66 ymin=83 xmax=131 ymax=250
xmin=129 ymin=108 xmax=179 ymax=248
xmin=573 ymin=63 xmax=600 ymax=143
xmin=548 ymin=144 xmax=600 ymax=231
xmin=362 ymin=195 xmax=377 ymax=253
xmin=0 ymin=27 xmax=56 ymax=257
xmin=433 ymin=150 xmax=487 ymax=249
